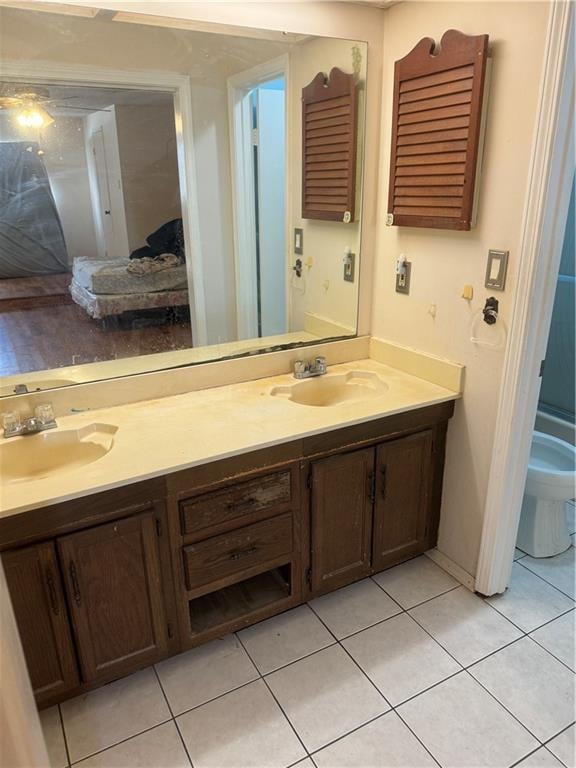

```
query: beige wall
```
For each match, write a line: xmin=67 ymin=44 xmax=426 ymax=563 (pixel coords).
xmin=373 ymin=1 xmax=551 ymax=577
xmin=288 ymin=36 xmax=366 ymax=335
xmin=115 ymin=103 xmax=182 ymax=252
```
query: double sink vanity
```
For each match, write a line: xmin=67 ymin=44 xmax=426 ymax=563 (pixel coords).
xmin=0 ymin=342 xmax=462 ymax=710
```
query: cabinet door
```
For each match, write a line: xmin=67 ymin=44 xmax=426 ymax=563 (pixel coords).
xmin=310 ymin=447 xmax=374 ymax=594
xmin=58 ymin=512 xmax=168 ymax=683
xmin=2 ymin=542 xmax=79 ymax=705
xmin=373 ymin=430 xmax=434 ymax=572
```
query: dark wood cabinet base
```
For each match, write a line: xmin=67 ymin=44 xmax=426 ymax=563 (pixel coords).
xmin=1 ymin=400 xmax=454 ymax=707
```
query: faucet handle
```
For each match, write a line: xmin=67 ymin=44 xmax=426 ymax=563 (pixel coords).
xmin=294 ymin=360 xmax=306 ymax=375
xmin=35 ymin=403 xmax=55 ymax=425
xmin=2 ymin=411 xmax=20 ymax=433
xmin=315 ymin=356 xmax=327 ymax=371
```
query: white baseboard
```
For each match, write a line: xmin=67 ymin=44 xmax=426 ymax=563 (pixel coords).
xmin=425 ymin=548 xmax=476 ymax=592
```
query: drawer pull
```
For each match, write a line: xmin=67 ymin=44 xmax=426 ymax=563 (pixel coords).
xmin=230 ymin=546 xmax=258 ymax=561
xmin=45 ymin=567 xmax=59 ymax=615
xmin=69 ymin=561 xmax=82 ymax=606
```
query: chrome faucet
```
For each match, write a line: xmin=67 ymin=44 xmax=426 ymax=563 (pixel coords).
xmin=293 ymin=356 xmax=328 ymax=380
xmin=1 ymin=403 xmax=57 ymax=439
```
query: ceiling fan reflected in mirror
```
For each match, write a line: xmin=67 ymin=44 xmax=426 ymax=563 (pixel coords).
xmin=0 ymin=84 xmax=111 ymax=128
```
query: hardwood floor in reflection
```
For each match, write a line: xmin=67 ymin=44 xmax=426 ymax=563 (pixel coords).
xmin=0 ymin=303 xmax=193 ymax=378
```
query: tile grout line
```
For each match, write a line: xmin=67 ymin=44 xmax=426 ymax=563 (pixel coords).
xmin=152 ymin=665 xmax=195 ymax=768
xmin=52 ymin=557 xmax=574 ymax=768
xmin=508 ymin=743 xmax=550 ymax=768
xmin=235 ymin=631 xmax=312 ymax=762
xmin=516 ymin=557 xmax=575 ymax=601
xmin=401 ymin=609 xmax=550 ymax=749
xmin=528 ymin=628 xmax=576 ymax=675
xmin=67 ymin=718 xmax=174 ymax=766
xmin=543 ymin=722 xmax=575 ymax=768
xmin=306 ymin=599 xmax=444 ymax=768
xmin=56 ymin=703 xmax=72 ymax=768
xmin=543 ymin=745 xmax=570 ymax=768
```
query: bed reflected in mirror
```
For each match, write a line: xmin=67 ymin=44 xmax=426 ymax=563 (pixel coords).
xmin=0 ymin=4 xmax=367 ymax=396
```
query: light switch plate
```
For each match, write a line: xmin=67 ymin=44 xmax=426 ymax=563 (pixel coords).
xmin=395 ymin=261 xmax=411 ymax=294
xmin=485 ymin=249 xmax=509 ymax=291
xmin=343 ymin=251 xmax=355 ymax=283
xmin=294 ymin=228 xmax=303 ymax=255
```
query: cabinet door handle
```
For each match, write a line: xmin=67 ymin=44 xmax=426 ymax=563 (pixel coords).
xmin=69 ymin=560 xmax=82 ymax=606
xmin=45 ymin=567 xmax=59 ymax=615
xmin=380 ymin=466 xmax=387 ymax=500
xmin=231 ymin=546 xmax=258 ymax=561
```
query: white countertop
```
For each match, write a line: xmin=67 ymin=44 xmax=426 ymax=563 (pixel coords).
xmin=0 ymin=358 xmax=460 ymax=518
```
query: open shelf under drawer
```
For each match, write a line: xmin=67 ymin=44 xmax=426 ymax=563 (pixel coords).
xmin=188 ymin=564 xmax=291 ymax=637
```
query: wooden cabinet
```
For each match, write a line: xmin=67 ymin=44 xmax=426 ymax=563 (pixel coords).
xmin=308 ymin=428 xmax=440 ymax=594
xmin=58 ymin=512 xmax=169 ymax=683
xmin=1 ymin=401 xmax=453 ymax=707
xmin=309 ymin=448 xmax=373 ymax=594
xmin=373 ymin=430 xmax=434 ymax=571
xmin=2 ymin=542 xmax=78 ymax=706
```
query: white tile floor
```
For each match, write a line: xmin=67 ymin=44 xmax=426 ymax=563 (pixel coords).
xmin=41 ymin=529 xmax=576 ymax=768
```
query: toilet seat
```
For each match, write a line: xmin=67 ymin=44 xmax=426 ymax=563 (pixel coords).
xmin=525 ymin=432 xmax=576 ymax=500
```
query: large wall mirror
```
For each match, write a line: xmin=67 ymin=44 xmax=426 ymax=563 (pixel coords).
xmin=0 ymin=4 xmax=367 ymax=396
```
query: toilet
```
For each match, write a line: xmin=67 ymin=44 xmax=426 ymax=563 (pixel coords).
xmin=517 ymin=431 xmax=576 ymax=557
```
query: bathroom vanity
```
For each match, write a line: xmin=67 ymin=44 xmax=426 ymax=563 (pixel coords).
xmin=0 ymin=381 xmax=454 ymax=709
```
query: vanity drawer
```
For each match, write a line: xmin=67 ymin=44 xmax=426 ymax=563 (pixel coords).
xmin=180 ymin=470 xmax=292 ymax=536
xmin=183 ymin=513 xmax=293 ymax=590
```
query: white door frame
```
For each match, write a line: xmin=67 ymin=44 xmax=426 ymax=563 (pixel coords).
xmin=476 ymin=2 xmax=575 ymax=596
xmin=227 ymin=54 xmax=289 ymax=340
xmin=0 ymin=60 xmax=208 ymax=346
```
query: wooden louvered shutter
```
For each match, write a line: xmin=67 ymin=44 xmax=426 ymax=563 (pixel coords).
xmin=387 ymin=29 xmax=489 ymax=230
xmin=302 ymin=67 xmax=358 ymax=222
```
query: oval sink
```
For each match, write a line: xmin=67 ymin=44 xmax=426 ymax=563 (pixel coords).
xmin=0 ymin=423 xmax=117 ymax=484
xmin=270 ymin=371 xmax=388 ymax=407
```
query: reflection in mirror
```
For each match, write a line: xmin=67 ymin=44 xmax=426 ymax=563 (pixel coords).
xmin=0 ymin=5 xmax=366 ymax=396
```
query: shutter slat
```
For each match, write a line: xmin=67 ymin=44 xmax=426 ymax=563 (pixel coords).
xmin=395 ymin=205 xmax=462 ymax=217
xmin=399 ymin=78 xmax=474 ymax=105
xmin=394 ymin=195 xmax=463 ymax=207
xmin=395 ymin=185 xmax=464 ymax=196
xmin=396 ymin=174 xmax=466 ymax=186
xmin=306 ymin=95 xmax=351 ymax=113
xmin=397 ymin=151 xmax=467 ymax=166
xmin=306 ymin=105 xmax=350 ymax=123
xmin=387 ymin=30 xmax=489 ymax=230
xmin=306 ymin=143 xmax=350 ymax=156
xmin=397 ymin=127 xmax=470 ymax=146
xmin=399 ymin=90 xmax=472 ymax=115
xmin=400 ymin=63 xmax=474 ymax=93
xmin=398 ymin=116 xmax=470 ymax=136
xmin=398 ymin=103 xmax=471 ymax=126
xmin=397 ymin=140 xmax=468 ymax=156
xmin=396 ymin=163 xmax=466 ymax=176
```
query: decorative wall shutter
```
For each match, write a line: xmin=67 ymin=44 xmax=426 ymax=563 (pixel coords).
xmin=387 ymin=29 xmax=489 ymax=230
xmin=302 ymin=67 xmax=358 ymax=222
